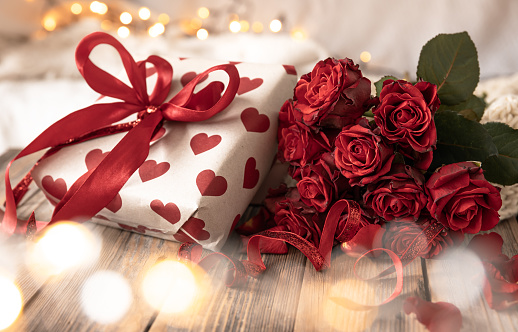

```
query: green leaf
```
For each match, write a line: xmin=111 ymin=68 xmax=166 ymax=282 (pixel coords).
xmin=417 ymin=32 xmax=479 ymax=105
xmin=374 ymin=76 xmax=398 ymax=97
xmin=430 ymin=110 xmax=497 ymax=171
xmin=438 ymin=94 xmax=486 ymax=121
xmin=482 ymin=122 xmax=518 ymax=185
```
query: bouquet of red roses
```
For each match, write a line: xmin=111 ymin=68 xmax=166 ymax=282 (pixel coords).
xmin=239 ymin=31 xmax=518 ymax=261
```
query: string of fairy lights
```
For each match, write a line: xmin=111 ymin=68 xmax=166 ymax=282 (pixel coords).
xmin=33 ymin=0 xmax=310 ymax=42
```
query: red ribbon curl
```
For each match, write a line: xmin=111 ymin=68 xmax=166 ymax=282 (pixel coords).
xmin=2 ymin=31 xmax=240 ymax=235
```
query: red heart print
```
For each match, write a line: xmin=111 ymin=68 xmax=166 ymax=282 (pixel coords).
xmin=173 ymin=217 xmax=210 ymax=241
xmin=42 ymin=175 xmax=67 ymax=200
xmin=229 ymin=214 xmax=241 ymax=236
xmin=118 ymin=223 xmax=162 ymax=234
xmin=282 ymin=64 xmax=297 ymax=75
xmin=238 ymin=77 xmax=263 ymax=95
xmin=139 ymin=160 xmax=170 ymax=182
xmin=85 ymin=149 xmax=109 ymax=170
xmin=150 ymin=199 xmax=181 ymax=224
xmin=151 ymin=127 xmax=166 ymax=142
xmin=106 ymin=194 xmax=122 ymax=213
xmin=181 ymin=71 xmax=208 ymax=87
xmin=196 ymin=170 xmax=227 ymax=196
xmin=190 ymin=133 xmax=222 ymax=155
xmin=243 ymin=157 xmax=260 ymax=189
xmin=241 ymin=108 xmax=270 ymax=133
xmin=179 ymin=57 xmax=188 ymax=61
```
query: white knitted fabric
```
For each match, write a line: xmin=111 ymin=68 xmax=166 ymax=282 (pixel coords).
xmin=480 ymin=93 xmax=518 ymax=219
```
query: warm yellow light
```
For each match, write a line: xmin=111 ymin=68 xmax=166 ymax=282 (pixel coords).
xmin=240 ymin=20 xmax=249 ymax=32
xmin=197 ymin=7 xmax=210 ymax=19
xmin=269 ymin=19 xmax=282 ymax=33
xmin=100 ymin=19 xmax=112 ymax=30
xmin=360 ymin=51 xmax=372 ymax=63
xmin=148 ymin=23 xmax=165 ymax=37
xmin=290 ymin=28 xmax=306 ymax=41
xmin=42 ymin=16 xmax=57 ymax=31
xmin=90 ymin=1 xmax=107 ymax=15
xmin=70 ymin=3 xmax=83 ymax=15
xmin=142 ymin=260 xmax=198 ymax=313
xmin=228 ymin=13 xmax=239 ymax=22
xmin=0 ymin=276 xmax=22 ymax=330
xmin=81 ymin=271 xmax=132 ymax=324
xmin=229 ymin=20 xmax=241 ymax=33
xmin=158 ymin=13 xmax=170 ymax=25
xmin=189 ymin=18 xmax=202 ymax=30
xmin=117 ymin=26 xmax=130 ymax=38
xmin=252 ymin=22 xmax=263 ymax=33
xmin=138 ymin=7 xmax=151 ymax=20
xmin=196 ymin=28 xmax=209 ymax=40
xmin=120 ymin=12 xmax=132 ymax=24
xmin=29 ymin=222 xmax=97 ymax=275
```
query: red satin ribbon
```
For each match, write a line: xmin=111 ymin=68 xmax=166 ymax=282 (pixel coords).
xmin=2 ymin=31 xmax=240 ymax=235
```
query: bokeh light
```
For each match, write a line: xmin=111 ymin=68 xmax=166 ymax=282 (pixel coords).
xmin=252 ymin=22 xmax=263 ymax=33
xmin=90 ymin=1 xmax=108 ymax=15
xmin=0 ymin=275 xmax=22 ymax=330
xmin=42 ymin=15 xmax=57 ymax=32
xmin=269 ymin=19 xmax=282 ymax=33
xmin=70 ymin=3 xmax=82 ymax=15
xmin=158 ymin=13 xmax=170 ymax=25
xmin=148 ymin=23 xmax=165 ymax=37
xmin=81 ymin=271 xmax=132 ymax=324
xmin=197 ymin=28 xmax=209 ymax=40
xmin=119 ymin=12 xmax=132 ymax=25
xmin=27 ymin=222 xmax=100 ymax=276
xmin=229 ymin=21 xmax=241 ymax=33
xmin=117 ymin=26 xmax=130 ymax=38
xmin=360 ymin=51 xmax=372 ymax=63
xmin=240 ymin=20 xmax=250 ymax=32
xmin=142 ymin=260 xmax=198 ymax=313
xmin=138 ymin=7 xmax=151 ymax=20
xmin=291 ymin=28 xmax=306 ymax=41
xmin=197 ymin=7 xmax=210 ymax=19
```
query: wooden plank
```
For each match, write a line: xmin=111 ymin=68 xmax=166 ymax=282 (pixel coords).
xmin=426 ymin=217 xmax=518 ymax=332
xmin=148 ymin=207 xmax=308 ymax=331
xmin=293 ymin=248 xmax=427 ymax=332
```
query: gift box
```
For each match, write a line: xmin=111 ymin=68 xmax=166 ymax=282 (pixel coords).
xmin=14 ymin=33 xmax=297 ymax=251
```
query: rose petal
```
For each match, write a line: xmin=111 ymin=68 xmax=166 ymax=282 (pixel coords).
xmin=467 ymin=233 xmax=504 ymax=260
xmin=403 ymin=296 xmax=462 ymax=332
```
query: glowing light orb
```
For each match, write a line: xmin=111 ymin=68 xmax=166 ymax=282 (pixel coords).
xmin=360 ymin=51 xmax=372 ymax=63
xmin=158 ymin=13 xmax=170 ymax=25
xmin=252 ymin=22 xmax=263 ymax=33
xmin=229 ymin=21 xmax=241 ymax=33
xmin=142 ymin=260 xmax=198 ymax=313
xmin=240 ymin=20 xmax=249 ymax=32
xmin=117 ymin=26 xmax=130 ymax=38
xmin=291 ymin=28 xmax=306 ymax=41
xmin=90 ymin=1 xmax=108 ymax=15
xmin=0 ymin=276 xmax=22 ymax=330
xmin=196 ymin=28 xmax=209 ymax=40
xmin=81 ymin=271 xmax=132 ymax=324
xmin=70 ymin=3 xmax=83 ymax=15
xmin=42 ymin=16 xmax=57 ymax=31
xmin=269 ymin=19 xmax=282 ymax=33
xmin=139 ymin=7 xmax=151 ymax=20
xmin=148 ymin=23 xmax=165 ymax=37
xmin=120 ymin=12 xmax=132 ymax=25
xmin=197 ymin=7 xmax=210 ymax=19
xmin=28 ymin=222 xmax=99 ymax=276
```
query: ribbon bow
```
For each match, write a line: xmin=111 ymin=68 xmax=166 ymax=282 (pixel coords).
xmin=2 ymin=31 xmax=240 ymax=235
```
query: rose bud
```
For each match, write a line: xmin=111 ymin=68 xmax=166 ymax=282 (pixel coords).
xmin=334 ymin=118 xmax=395 ymax=186
xmin=426 ymin=162 xmax=502 ymax=234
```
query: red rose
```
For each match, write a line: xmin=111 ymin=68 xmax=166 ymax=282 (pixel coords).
xmin=364 ymin=164 xmax=427 ymax=222
xmin=426 ymin=162 xmax=502 ymax=234
xmin=334 ymin=119 xmax=395 ymax=186
xmin=291 ymin=158 xmax=346 ymax=213
xmin=293 ymin=58 xmax=370 ymax=128
xmin=273 ymin=198 xmax=323 ymax=247
xmin=382 ymin=217 xmax=463 ymax=259
xmin=373 ymin=80 xmax=438 ymax=153
xmin=278 ymin=122 xmax=330 ymax=167
xmin=278 ymin=99 xmax=296 ymax=140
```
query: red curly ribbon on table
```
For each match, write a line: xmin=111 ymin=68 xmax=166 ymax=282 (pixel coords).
xmin=179 ymin=199 xmax=446 ymax=308
xmin=1 ymin=31 xmax=240 ymax=236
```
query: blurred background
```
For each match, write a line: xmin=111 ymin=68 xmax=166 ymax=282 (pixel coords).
xmin=1 ymin=0 xmax=518 ymax=154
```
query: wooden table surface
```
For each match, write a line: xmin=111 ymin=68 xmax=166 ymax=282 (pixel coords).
xmin=1 ymin=149 xmax=518 ymax=332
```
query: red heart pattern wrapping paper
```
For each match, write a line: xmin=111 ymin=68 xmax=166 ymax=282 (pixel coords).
xmin=31 ymin=58 xmax=297 ymax=251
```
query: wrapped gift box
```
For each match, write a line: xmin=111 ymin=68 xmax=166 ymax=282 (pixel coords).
xmin=30 ymin=57 xmax=297 ymax=251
